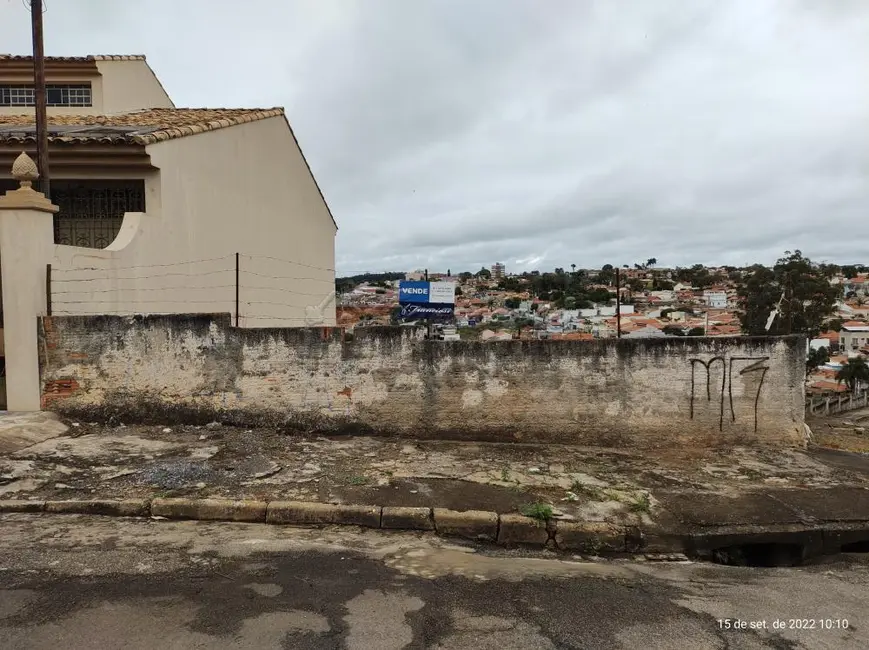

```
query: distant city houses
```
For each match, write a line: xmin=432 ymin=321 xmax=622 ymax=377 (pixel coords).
xmin=336 ymin=263 xmax=868 ymax=396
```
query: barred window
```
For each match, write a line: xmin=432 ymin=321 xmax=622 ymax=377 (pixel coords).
xmin=0 ymin=83 xmax=92 ymax=107
xmin=0 ymin=179 xmax=146 ymax=249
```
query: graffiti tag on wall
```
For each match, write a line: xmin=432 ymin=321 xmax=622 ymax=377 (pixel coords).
xmin=689 ymin=356 xmax=770 ymax=432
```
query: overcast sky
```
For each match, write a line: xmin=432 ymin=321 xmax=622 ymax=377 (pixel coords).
xmin=1 ymin=0 xmax=867 ymax=275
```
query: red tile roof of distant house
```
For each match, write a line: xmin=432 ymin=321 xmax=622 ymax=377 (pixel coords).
xmin=550 ymin=332 xmax=595 ymax=341
xmin=808 ymin=380 xmax=848 ymax=393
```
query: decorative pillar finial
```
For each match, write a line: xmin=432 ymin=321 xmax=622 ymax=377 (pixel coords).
xmin=11 ymin=152 xmax=39 ymax=189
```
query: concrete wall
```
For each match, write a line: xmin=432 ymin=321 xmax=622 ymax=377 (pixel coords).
xmin=49 ymin=116 xmax=337 ymax=327
xmin=40 ymin=314 xmax=806 ymax=446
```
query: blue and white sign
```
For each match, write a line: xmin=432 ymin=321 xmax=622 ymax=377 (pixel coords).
xmin=398 ymin=281 xmax=431 ymax=304
xmin=398 ymin=303 xmax=454 ymax=321
xmin=398 ymin=281 xmax=456 ymax=305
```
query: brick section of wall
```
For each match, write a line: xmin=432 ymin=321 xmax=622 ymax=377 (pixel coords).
xmin=38 ymin=313 xmax=806 ymax=446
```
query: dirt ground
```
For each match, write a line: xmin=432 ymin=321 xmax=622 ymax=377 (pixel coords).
xmin=808 ymin=406 xmax=869 ymax=453
xmin=3 ymin=414 xmax=866 ymax=528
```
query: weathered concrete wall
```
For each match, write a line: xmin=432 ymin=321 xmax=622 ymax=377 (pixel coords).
xmin=39 ymin=314 xmax=806 ymax=446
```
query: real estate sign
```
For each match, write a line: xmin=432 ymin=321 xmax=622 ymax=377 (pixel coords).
xmin=398 ymin=281 xmax=456 ymax=305
xmin=398 ymin=280 xmax=456 ymax=320
xmin=398 ymin=303 xmax=454 ymax=321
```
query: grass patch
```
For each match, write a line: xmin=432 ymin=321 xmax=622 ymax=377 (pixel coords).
xmin=570 ymin=481 xmax=606 ymax=501
xmin=346 ymin=475 xmax=369 ymax=486
xmin=519 ymin=502 xmax=554 ymax=521
xmin=628 ymin=492 xmax=652 ymax=514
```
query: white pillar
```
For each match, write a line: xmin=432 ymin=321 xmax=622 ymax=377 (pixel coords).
xmin=0 ymin=152 xmax=58 ymax=411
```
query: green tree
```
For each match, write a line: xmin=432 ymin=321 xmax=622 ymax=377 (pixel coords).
xmin=675 ymin=264 xmax=712 ymax=289
xmin=454 ymin=286 xmax=463 ymax=297
xmin=475 ymin=267 xmax=492 ymax=279
xmin=836 ymin=357 xmax=869 ymax=392
xmin=806 ymin=346 xmax=830 ymax=373
xmin=736 ymin=250 xmax=839 ymax=338
xmin=662 ymin=324 xmax=685 ymax=336
xmin=842 ymin=265 xmax=859 ymax=279
xmin=687 ymin=327 xmax=705 ymax=337
xmin=587 ymin=287 xmax=613 ymax=304
xmin=598 ymin=264 xmax=615 ymax=285
xmin=628 ymin=278 xmax=645 ymax=293
xmin=504 ymin=297 xmax=521 ymax=309
xmin=646 ymin=257 xmax=657 ymax=268
xmin=827 ymin=318 xmax=844 ymax=333
xmin=459 ymin=271 xmax=473 ymax=281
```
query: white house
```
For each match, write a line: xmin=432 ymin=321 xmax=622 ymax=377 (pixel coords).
xmin=0 ymin=54 xmax=337 ymax=329
xmin=704 ymin=290 xmax=727 ymax=309
xmin=0 ymin=53 xmax=338 ymax=411
xmin=841 ymin=321 xmax=869 ymax=352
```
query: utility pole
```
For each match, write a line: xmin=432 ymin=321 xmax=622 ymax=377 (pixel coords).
xmin=31 ymin=0 xmax=50 ymax=199
xmin=424 ymin=268 xmax=432 ymax=339
xmin=615 ymin=267 xmax=621 ymax=339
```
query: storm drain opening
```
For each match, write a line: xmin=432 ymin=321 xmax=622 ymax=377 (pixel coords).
xmin=709 ymin=542 xmax=805 ymax=567
xmin=840 ymin=539 xmax=869 ymax=553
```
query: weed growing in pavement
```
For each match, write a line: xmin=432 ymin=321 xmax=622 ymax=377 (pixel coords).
xmin=570 ymin=481 xmax=605 ymax=501
xmin=347 ymin=475 xmax=369 ymax=486
xmin=629 ymin=492 xmax=652 ymax=514
xmin=500 ymin=467 xmax=510 ymax=482
xmin=519 ymin=502 xmax=554 ymax=521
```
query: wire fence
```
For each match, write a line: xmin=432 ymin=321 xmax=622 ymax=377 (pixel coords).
xmin=48 ymin=253 xmax=336 ymax=326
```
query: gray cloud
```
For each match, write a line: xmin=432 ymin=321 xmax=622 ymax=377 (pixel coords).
xmin=1 ymin=0 xmax=867 ymax=275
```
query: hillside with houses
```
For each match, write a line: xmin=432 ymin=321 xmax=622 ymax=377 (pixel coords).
xmin=337 ymin=259 xmax=869 ymax=397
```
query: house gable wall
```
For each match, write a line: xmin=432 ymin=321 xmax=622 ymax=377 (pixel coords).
xmin=47 ymin=117 xmax=335 ymax=327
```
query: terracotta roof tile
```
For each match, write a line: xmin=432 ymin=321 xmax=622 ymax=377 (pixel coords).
xmin=0 ymin=108 xmax=285 ymax=145
xmin=0 ymin=54 xmax=146 ymax=62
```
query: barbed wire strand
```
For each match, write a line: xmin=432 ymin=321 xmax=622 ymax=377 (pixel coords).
xmin=50 ymin=310 xmax=317 ymax=323
xmin=51 ymin=254 xmax=234 ymax=273
xmin=51 ymin=268 xmax=235 ymax=283
xmin=240 ymin=269 xmax=335 ymax=283
xmin=52 ymin=299 xmax=237 ymax=305
xmin=53 ymin=286 xmax=332 ymax=299
xmin=51 ymin=284 xmax=237 ymax=295
xmin=239 ymin=253 xmax=334 ymax=273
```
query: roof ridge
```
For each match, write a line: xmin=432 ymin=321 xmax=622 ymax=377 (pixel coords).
xmin=0 ymin=54 xmax=146 ymax=61
xmin=134 ymin=108 xmax=285 ymax=144
xmin=0 ymin=107 xmax=287 ymax=146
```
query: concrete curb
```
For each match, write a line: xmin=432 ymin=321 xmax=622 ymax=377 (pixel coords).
xmin=3 ymin=498 xmax=869 ymax=559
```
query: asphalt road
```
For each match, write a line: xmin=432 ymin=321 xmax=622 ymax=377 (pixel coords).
xmin=0 ymin=515 xmax=867 ymax=649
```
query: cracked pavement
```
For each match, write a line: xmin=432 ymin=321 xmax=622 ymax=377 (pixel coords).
xmin=2 ymin=413 xmax=865 ymax=530
xmin=1 ymin=513 xmax=868 ymax=648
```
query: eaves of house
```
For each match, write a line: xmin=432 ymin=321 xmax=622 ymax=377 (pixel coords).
xmin=0 ymin=107 xmax=338 ymax=229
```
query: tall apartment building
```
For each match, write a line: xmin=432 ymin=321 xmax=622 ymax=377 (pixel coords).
xmin=491 ymin=262 xmax=506 ymax=279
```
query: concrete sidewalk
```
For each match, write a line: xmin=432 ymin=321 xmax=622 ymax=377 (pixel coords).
xmin=2 ymin=412 xmax=869 ymax=560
